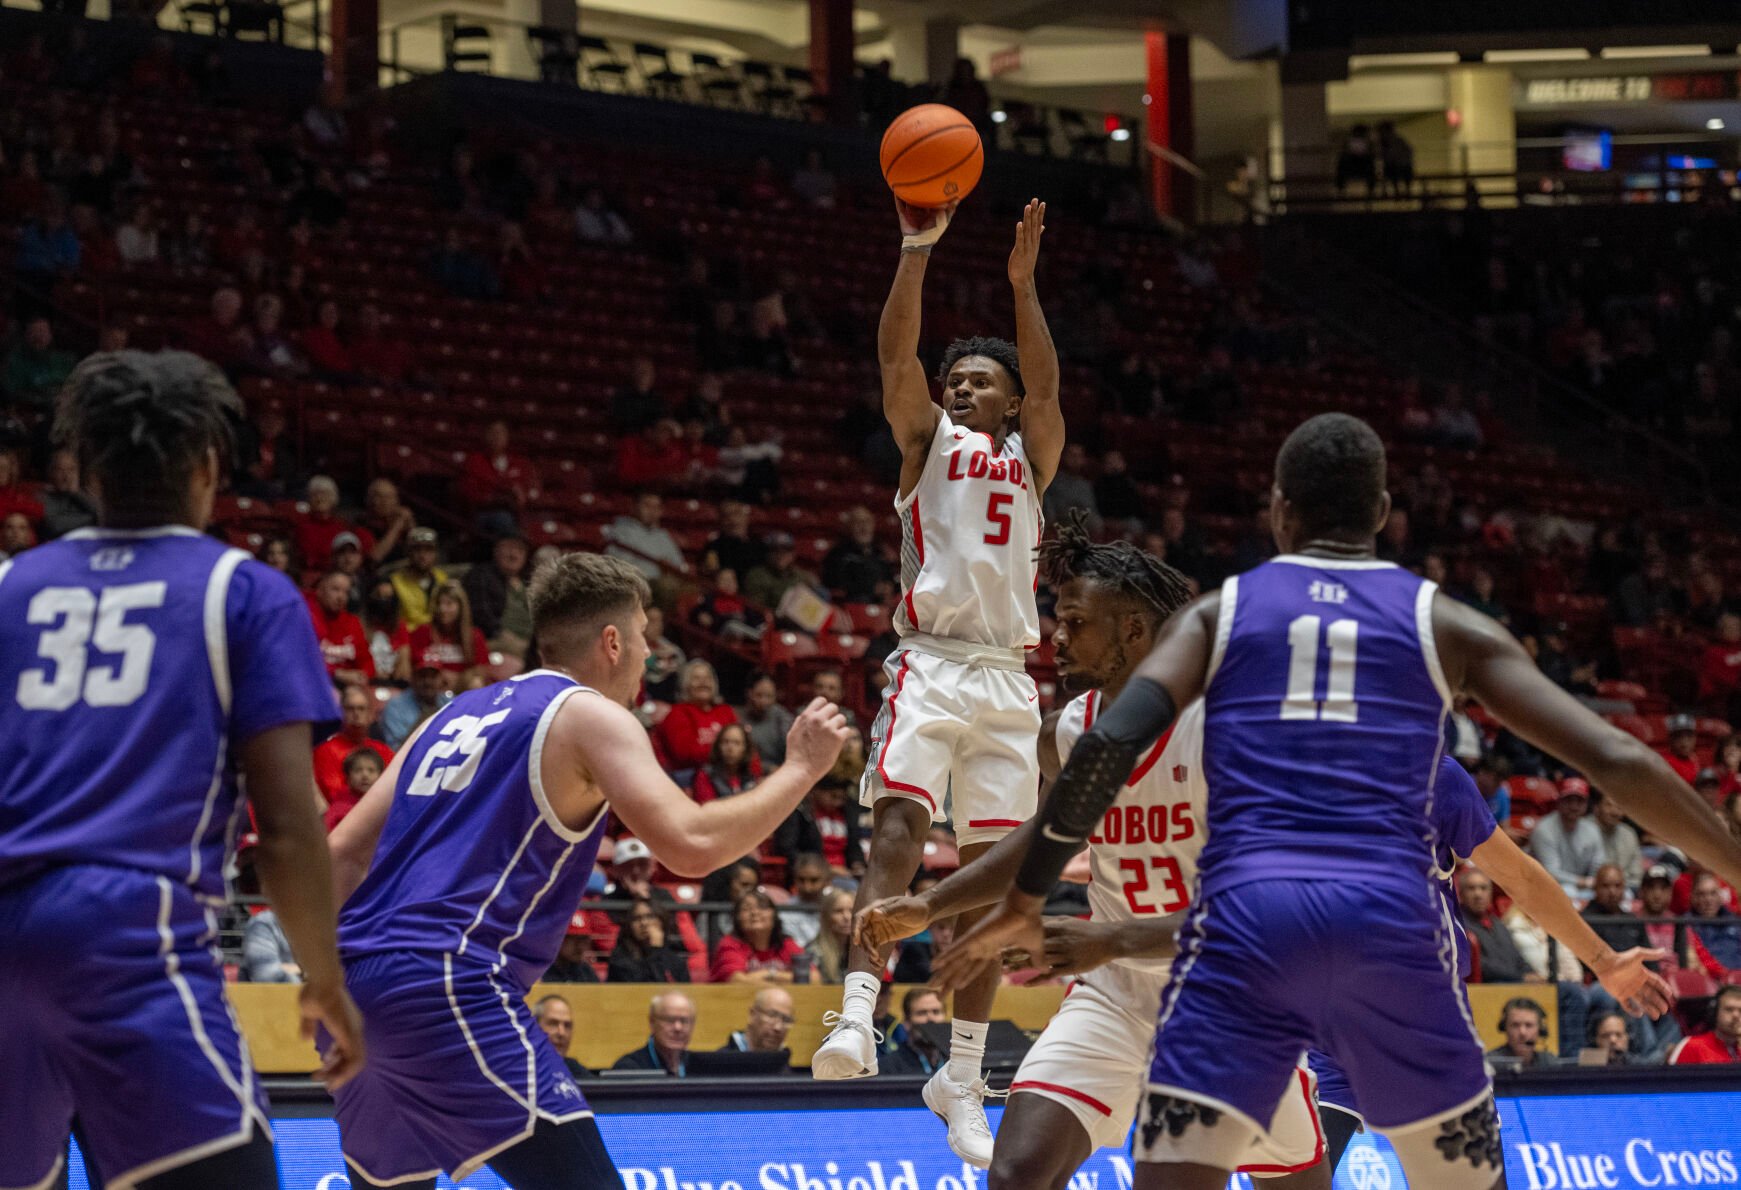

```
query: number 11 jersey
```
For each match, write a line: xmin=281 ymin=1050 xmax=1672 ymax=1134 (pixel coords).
xmin=0 ymin=526 xmax=338 ymax=900
xmin=1198 ymin=555 xmax=1451 ymax=899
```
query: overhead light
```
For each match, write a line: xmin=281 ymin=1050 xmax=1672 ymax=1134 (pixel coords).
xmin=990 ymin=109 xmax=1007 ymax=124
xmin=1483 ymin=48 xmax=1591 ymax=63
xmin=1600 ymin=45 xmax=1711 ymax=59
xmin=1348 ymin=52 xmax=1460 ymax=69
xmin=1709 ymin=117 xmax=1727 ymax=130
xmin=1110 ymin=127 xmax=1132 ymax=142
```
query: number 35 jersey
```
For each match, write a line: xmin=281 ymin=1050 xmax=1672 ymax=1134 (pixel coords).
xmin=1199 ymin=556 xmax=1449 ymax=900
xmin=339 ymin=671 xmax=609 ymax=991
xmin=0 ymin=527 xmax=337 ymax=900
xmin=1055 ymin=692 xmax=1206 ymax=976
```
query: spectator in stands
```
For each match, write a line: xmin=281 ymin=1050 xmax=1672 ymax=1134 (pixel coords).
xmin=259 ymin=536 xmax=295 ymax=577
xmin=1 ymin=513 xmax=37 ymax=561
xmin=1430 ymin=385 xmax=1483 ymax=450
xmin=607 ymin=492 xmax=688 ymax=601
xmin=1377 ymin=121 xmax=1415 ymax=197
xmin=1460 ymin=565 xmax=1510 ymax=627
xmin=689 ymin=568 xmax=767 ymax=643
xmin=359 ymin=477 xmax=416 ymax=568
xmin=361 ymin=578 xmax=406 ymax=680
xmin=1637 ymin=865 xmax=1688 ymax=962
xmin=1671 ymin=986 xmax=1741 ymax=1065
xmin=744 ymin=532 xmax=817 ymax=614
xmin=719 ymin=988 xmax=796 ymax=1066
xmin=1487 ymin=998 xmax=1560 ymax=1071
xmin=392 ymin=527 xmax=449 ymax=629
xmin=809 ymin=671 xmax=860 ymax=732
xmin=1446 ymin=695 xmax=1484 ymax=765
xmin=703 ymin=500 xmax=765 ymax=579
xmin=791 ymin=149 xmax=838 ymax=209
xmin=495 ymin=221 xmax=545 ymax=303
xmin=462 ymin=533 xmax=532 ymax=657
xmin=710 ymin=889 xmax=804 ymax=985
xmin=574 ymin=187 xmax=633 ymax=245
xmin=1701 ymin=615 xmax=1741 ymax=721
xmin=611 ymin=991 xmax=695 ymax=1076
xmin=1615 ymin=554 xmax=1678 ymax=627
xmin=325 ymin=749 xmax=383 ymax=834
xmin=1471 ymin=754 xmax=1511 ymax=825
xmin=1661 ymin=714 xmax=1702 ymax=784
xmin=780 ymin=853 xmax=831 ymax=949
xmin=691 ymin=723 xmax=762 ymax=804
xmin=822 ymin=506 xmax=892 ymax=603
xmin=402 ymin=581 xmax=487 ymax=688
xmin=296 ymin=475 xmax=371 ymax=573
xmin=1714 ymin=737 xmax=1741 ymax=798
xmin=607 ymin=898 xmax=692 ymax=984
xmin=1094 ymin=450 xmax=1145 ymax=534
xmin=233 ymin=402 xmax=299 ymax=499
xmin=642 ymin=606 xmax=685 ymax=702
xmin=242 ymin=910 xmax=298 ymax=984
xmin=1582 ymin=864 xmax=1649 ymax=957
xmin=1535 ymin=621 xmax=1597 ymax=697
xmin=37 ymin=449 xmax=94 ymax=539
xmin=804 ymin=886 xmax=855 ymax=984
xmin=1 ymin=316 xmax=75 ymax=412
xmin=1335 ymin=124 xmax=1377 ymax=194
xmin=244 ymin=294 xmax=307 ymax=378
xmin=737 ymin=673 xmax=792 ymax=767
xmin=459 ymin=419 xmax=536 ymax=540
xmin=545 ymin=917 xmax=602 ymax=984
xmin=1587 ymin=1012 xmax=1639 ymax=1066
xmin=314 ymin=685 xmax=392 ymax=803
xmin=349 ymin=303 xmax=413 ymax=387
xmin=330 ymin=534 xmax=368 ymax=608
xmin=114 ymin=200 xmax=160 ymax=267
xmin=428 ymin=226 xmax=498 ymax=300
xmin=773 ymin=734 xmax=866 ymax=880
xmin=14 ymin=195 xmax=79 ymax=306
xmin=533 ymin=995 xmax=589 ymax=1078
xmin=381 ymin=664 xmax=452 ymax=748
xmin=717 ymin=423 xmax=784 ymax=505
xmin=0 ymin=150 xmax=47 ymax=223
xmin=1530 ymin=778 xmax=1605 ymax=896
xmin=610 ymin=358 xmax=665 ymax=435
xmin=1459 ymin=867 xmax=1532 ymax=983
xmin=309 ymin=571 xmax=373 ymax=687
xmin=300 ymin=299 xmax=354 ymax=379
xmin=655 ymin=659 xmax=738 ymax=774
xmin=1042 ymin=444 xmax=1101 ymax=534
xmin=676 ymin=372 xmax=732 ymax=445
xmin=1690 ymin=872 xmax=1741 ymax=972
xmin=883 ymin=988 xmax=948 ymax=1076
xmin=1592 ymin=794 xmax=1645 ymax=889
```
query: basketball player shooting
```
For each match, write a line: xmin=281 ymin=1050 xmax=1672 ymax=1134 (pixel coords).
xmin=811 ymin=197 xmax=1063 ymax=1168
xmin=938 ymin=413 xmax=1741 ymax=1190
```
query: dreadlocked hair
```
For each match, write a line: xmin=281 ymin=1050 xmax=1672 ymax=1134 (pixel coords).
xmin=54 ymin=350 xmax=241 ymax=522
xmin=936 ymin=336 xmax=1025 ymax=397
xmin=1039 ymin=509 xmax=1194 ymax=625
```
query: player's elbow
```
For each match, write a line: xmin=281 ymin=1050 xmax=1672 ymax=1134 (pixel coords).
xmin=639 ymin=833 xmax=713 ymax=879
xmin=1584 ymin=728 xmax=1660 ymax=793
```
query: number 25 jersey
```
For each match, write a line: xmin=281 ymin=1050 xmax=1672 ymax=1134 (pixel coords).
xmin=1055 ymin=692 xmax=1206 ymax=975
xmin=0 ymin=527 xmax=337 ymax=900
xmin=1199 ymin=556 xmax=1450 ymax=899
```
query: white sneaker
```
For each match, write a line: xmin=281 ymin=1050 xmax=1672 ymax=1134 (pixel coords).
xmin=812 ymin=1012 xmax=882 ymax=1080
xmin=923 ymin=1067 xmax=995 ymax=1168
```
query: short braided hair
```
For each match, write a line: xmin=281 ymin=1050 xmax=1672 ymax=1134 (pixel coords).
xmin=54 ymin=350 xmax=241 ymax=520
xmin=1040 ymin=510 xmax=1193 ymax=626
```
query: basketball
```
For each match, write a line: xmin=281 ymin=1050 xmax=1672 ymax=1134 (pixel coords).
xmin=879 ymin=103 xmax=983 ymax=208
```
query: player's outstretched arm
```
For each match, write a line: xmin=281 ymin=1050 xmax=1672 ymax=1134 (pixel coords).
xmin=1008 ymin=198 xmax=1063 ymax=497
xmin=243 ymin=722 xmax=366 ymax=1089
xmin=1467 ymin=827 xmax=1673 ymax=1019
xmin=1041 ymin=914 xmax=1185 ymax=978
xmin=1438 ymin=595 xmax=1741 ymax=892
xmin=881 ymin=199 xmax=949 ymax=480
xmin=571 ymin=696 xmax=849 ymax=877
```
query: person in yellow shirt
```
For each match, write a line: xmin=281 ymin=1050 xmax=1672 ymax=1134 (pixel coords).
xmin=390 ymin=527 xmax=449 ymax=629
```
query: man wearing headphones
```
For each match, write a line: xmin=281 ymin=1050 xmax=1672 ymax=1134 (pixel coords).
xmin=1488 ymin=999 xmax=1562 ymax=1071
xmin=1670 ymin=985 xmax=1741 ymax=1064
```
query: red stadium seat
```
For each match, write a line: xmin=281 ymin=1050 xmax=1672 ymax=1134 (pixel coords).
xmin=842 ymin=603 xmax=892 ymax=636
xmin=762 ymin=631 xmax=819 ymax=669
xmin=1597 ymin=680 xmax=1649 ymax=704
xmin=1506 ymin=776 xmax=1559 ymax=815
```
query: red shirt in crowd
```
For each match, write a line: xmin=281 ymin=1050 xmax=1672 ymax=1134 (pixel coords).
xmin=309 ymin=602 xmax=374 ymax=682
xmin=615 ymin=436 xmax=686 ymax=488
xmin=406 ymin=622 xmax=487 ymax=674
xmin=312 ymin=733 xmax=393 ymax=803
xmin=458 ymin=451 xmax=537 ymax=512
xmin=653 ymin=702 xmax=738 ymax=771
xmin=0 ymin=481 xmax=44 ymax=525
xmin=297 ymin=513 xmax=375 ymax=573
xmin=813 ymin=804 xmax=849 ymax=872
xmin=302 ymin=325 xmax=353 ymax=374
xmin=1670 ymin=1032 xmax=1740 ymax=1065
xmin=708 ymin=934 xmax=804 ymax=983
xmin=1661 ymin=750 xmax=1701 ymax=785
xmin=1701 ymin=643 xmax=1741 ymax=702
xmin=1671 ymin=870 xmax=1737 ymax=915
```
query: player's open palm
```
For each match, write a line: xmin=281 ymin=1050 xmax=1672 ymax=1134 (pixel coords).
xmin=302 ymin=978 xmax=366 ymax=1090
xmin=787 ymin=696 xmax=851 ymax=776
xmin=1591 ymin=947 xmax=1675 ymax=1019
xmin=1007 ymin=198 xmax=1046 ymax=285
xmin=855 ymin=895 xmax=930 ymax=954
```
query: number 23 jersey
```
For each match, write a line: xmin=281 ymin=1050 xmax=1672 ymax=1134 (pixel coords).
xmin=1055 ymin=692 xmax=1207 ymax=976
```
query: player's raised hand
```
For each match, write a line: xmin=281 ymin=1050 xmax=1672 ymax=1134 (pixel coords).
xmin=897 ymin=196 xmax=957 ymax=250
xmin=1007 ymin=198 xmax=1046 ymax=286
xmin=930 ymin=891 xmax=1046 ymax=995
xmin=855 ymin=895 xmax=932 ymax=954
xmin=302 ymin=977 xmax=366 ymax=1090
xmin=786 ymin=696 xmax=851 ymax=777
xmin=1590 ymin=947 xmax=1676 ymax=1020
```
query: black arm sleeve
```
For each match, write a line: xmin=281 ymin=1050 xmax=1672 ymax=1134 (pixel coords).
xmin=1015 ymin=678 xmax=1178 ymax=897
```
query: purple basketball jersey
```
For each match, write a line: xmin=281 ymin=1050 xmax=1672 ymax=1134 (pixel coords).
xmin=339 ymin=670 xmax=608 ymax=990
xmin=1199 ymin=555 xmax=1452 ymax=897
xmin=0 ymin=526 xmax=337 ymax=899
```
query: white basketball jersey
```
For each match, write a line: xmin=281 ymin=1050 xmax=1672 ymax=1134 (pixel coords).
xmin=1055 ymin=692 xmax=1207 ymax=975
xmin=893 ymin=411 xmax=1042 ymax=650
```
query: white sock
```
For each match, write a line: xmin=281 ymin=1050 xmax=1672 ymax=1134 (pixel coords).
xmin=841 ymin=971 xmax=879 ymax=1027
xmin=947 ymin=1018 xmax=988 ymax=1084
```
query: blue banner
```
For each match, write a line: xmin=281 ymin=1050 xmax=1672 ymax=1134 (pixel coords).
xmin=66 ymin=1093 xmax=1741 ymax=1189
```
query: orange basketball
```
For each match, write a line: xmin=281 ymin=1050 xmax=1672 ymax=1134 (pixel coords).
xmin=879 ymin=103 xmax=983 ymax=209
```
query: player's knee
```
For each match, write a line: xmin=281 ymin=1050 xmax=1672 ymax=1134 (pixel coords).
xmin=1385 ymin=1095 xmax=1506 ymax=1190
xmin=870 ymin=800 xmax=929 ymax=853
xmin=989 ymin=1142 xmax=1066 ymax=1190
